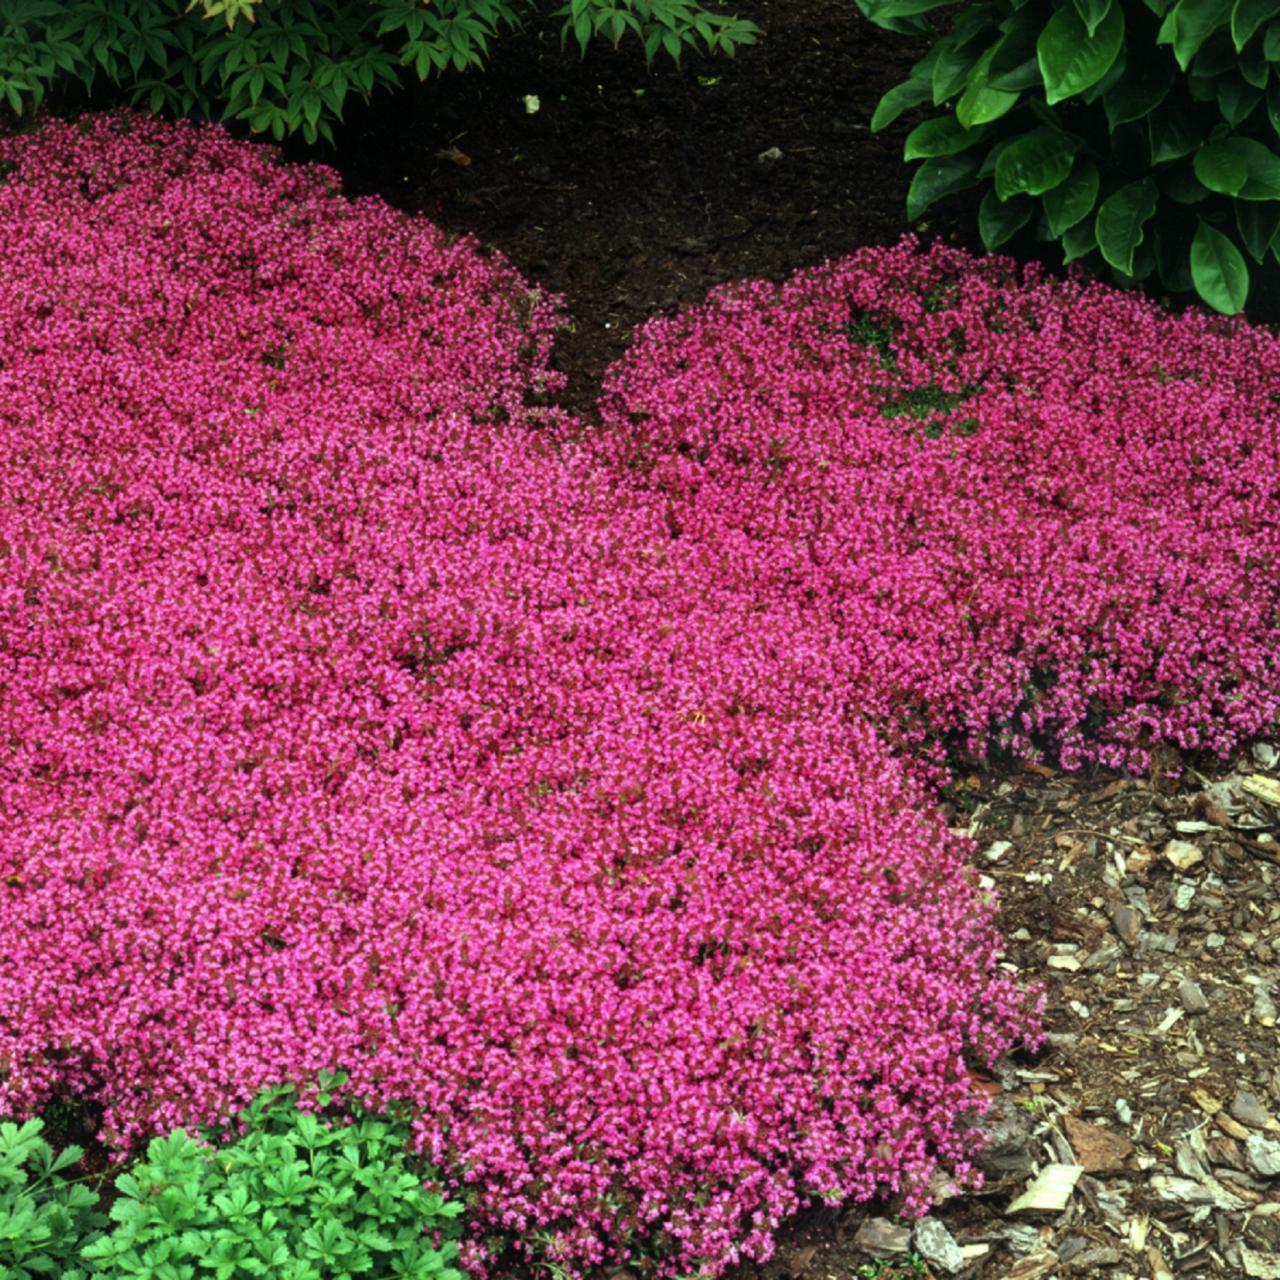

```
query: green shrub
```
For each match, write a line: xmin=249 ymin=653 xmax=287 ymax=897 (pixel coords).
xmin=0 ymin=0 xmax=759 ymax=145
xmin=0 ymin=1117 xmax=107 ymax=1280
xmin=858 ymin=0 xmax=1280 ymax=314
xmin=80 ymin=1074 xmax=466 ymax=1280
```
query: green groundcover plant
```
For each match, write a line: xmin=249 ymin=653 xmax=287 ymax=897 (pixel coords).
xmin=858 ymin=0 xmax=1280 ymax=314
xmin=0 ymin=1076 xmax=466 ymax=1280
xmin=0 ymin=0 xmax=758 ymax=144
xmin=0 ymin=1115 xmax=107 ymax=1279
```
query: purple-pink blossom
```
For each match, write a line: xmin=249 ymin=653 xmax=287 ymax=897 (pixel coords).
xmin=8 ymin=110 xmax=1272 ymax=1278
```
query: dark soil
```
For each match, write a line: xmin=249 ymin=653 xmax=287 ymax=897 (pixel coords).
xmin=312 ymin=0 xmax=981 ymax=418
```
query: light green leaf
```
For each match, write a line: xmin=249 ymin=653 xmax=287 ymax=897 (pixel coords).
xmin=1237 ymin=200 xmax=1280 ymax=261
xmin=1096 ymin=178 xmax=1159 ymax=274
xmin=906 ymin=152 xmax=981 ymax=219
xmin=904 ymin=115 xmax=982 ymax=160
xmin=1232 ymin=0 xmax=1280 ymax=49
xmin=870 ymin=75 xmax=933 ymax=131
xmin=1038 ymin=0 xmax=1124 ymax=104
xmin=1191 ymin=219 xmax=1250 ymax=312
xmin=1073 ymin=0 xmax=1114 ymax=37
xmin=956 ymin=47 xmax=1020 ymax=126
xmin=1194 ymin=141 xmax=1250 ymax=194
xmin=979 ymin=190 xmax=1034 ymax=248
xmin=1043 ymin=156 xmax=1100 ymax=235
xmin=994 ymin=127 xmax=1078 ymax=200
xmin=1158 ymin=0 xmax=1231 ymax=70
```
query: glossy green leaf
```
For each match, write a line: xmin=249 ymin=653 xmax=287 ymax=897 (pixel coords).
xmin=1096 ymin=178 xmax=1159 ymax=274
xmin=932 ymin=36 xmax=981 ymax=104
xmin=1232 ymin=0 xmax=1280 ymax=49
xmin=1158 ymin=0 xmax=1231 ymax=70
xmin=956 ymin=47 xmax=1020 ymax=126
xmin=1191 ymin=219 xmax=1250 ymax=312
xmin=1237 ymin=200 xmax=1280 ymax=261
xmin=1194 ymin=141 xmax=1250 ymax=194
xmin=904 ymin=115 xmax=982 ymax=159
xmin=1072 ymin=0 xmax=1114 ymax=37
xmin=979 ymin=190 xmax=1034 ymax=248
xmin=1217 ymin=74 xmax=1263 ymax=124
xmin=1039 ymin=0 xmax=1124 ymax=104
xmin=1061 ymin=215 xmax=1098 ymax=262
xmin=907 ymin=152 xmax=981 ymax=220
xmin=1267 ymin=20 xmax=1280 ymax=59
xmin=986 ymin=23 xmax=1043 ymax=92
xmin=994 ymin=127 xmax=1078 ymax=200
xmin=1043 ymin=156 xmax=1100 ymax=235
xmin=870 ymin=75 xmax=933 ymax=131
xmin=1148 ymin=104 xmax=1209 ymax=163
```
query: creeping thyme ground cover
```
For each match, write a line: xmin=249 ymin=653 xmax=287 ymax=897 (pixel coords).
xmin=0 ymin=112 xmax=1275 ymax=1277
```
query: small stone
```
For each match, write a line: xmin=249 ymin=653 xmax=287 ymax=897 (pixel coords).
xmin=913 ymin=1218 xmax=964 ymax=1275
xmin=1247 ymin=1135 xmax=1280 ymax=1177
xmin=1206 ymin=931 xmax=1227 ymax=949
xmin=756 ymin=146 xmax=784 ymax=166
xmin=1234 ymin=1088 xmax=1274 ymax=1130
xmin=1253 ymin=742 xmax=1279 ymax=770
xmin=985 ymin=839 xmax=1013 ymax=862
xmin=1254 ymin=985 xmax=1278 ymax=1026
xmin=853 ymin=1218 xmax=909 ymax=1258
xmin=974 ymin=1095 xmax=1035 ymax=1176
xmin=1084 ymin=944 xmax=1123 ymax=972
xmin=1111 ymin=904 xmax=1141 ymax=947
xmin=1173 ymin=881 xmax=1197 ymax=910
xmin=1140 ymin=931 xmax=1178 ymax=953
xmin=1115 ymin=1098 xmax=1133 ymax=1125
xmin=1178 ymin=978 xmax=1210 ymax=1013
xmin=1048 ymin=953 xmax=1082 ymax=971
xmin=1164 ymin=838 xmax=1204 ymax=871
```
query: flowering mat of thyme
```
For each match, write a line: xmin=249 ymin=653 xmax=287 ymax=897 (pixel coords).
xmin=4 ymin=35 xmax=1280 ymax=1280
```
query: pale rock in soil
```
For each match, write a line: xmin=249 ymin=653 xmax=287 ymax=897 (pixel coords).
xmin=912 ymin=1218 xmax=964 ymax=1275
xmin=1234 ymin=1087 xmax=1274 ymax=1129
xmin=1254 ymin=983 xmax=1278 ymax=1026
xmin=1247 ymin=1135 xmax=1280 ymax=1177
xmin=852 ymin=1218 xmax=909 ymax=1258
xmin=1178 ymin=978 xmax=1209 ymax=1013
xmin=1164 ymin=838 xmax=1204 ymax=871
xmin=1244 ymin=1246 xmax=1280 ymax=1279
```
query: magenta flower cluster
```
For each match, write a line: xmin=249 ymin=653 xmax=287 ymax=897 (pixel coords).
xmin=598 ymin=242 xmax=1280 ymax=772
xmin=4 ymin=109 xmax=1270 ymax=1278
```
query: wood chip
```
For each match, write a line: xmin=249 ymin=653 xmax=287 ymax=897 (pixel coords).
xmin=1243 ymin=775 xmax=1280 ymax=808
xmin=1007 ymin=1163 xmax=1083 ymax=1213
xmin=1191 ymin=1088 xmax=1223 ymax=1116
xmin=1063 ymin=1115 xmax=1134 ymax=1173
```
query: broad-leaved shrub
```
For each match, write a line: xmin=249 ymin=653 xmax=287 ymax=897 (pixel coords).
xmin=0 ymin=113 xmax=1035 ymax=1278
xmin=0 ymin=0 xmax=759 ymax=144
xmin=858 ymin=0 xmax=1280 ymax=314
